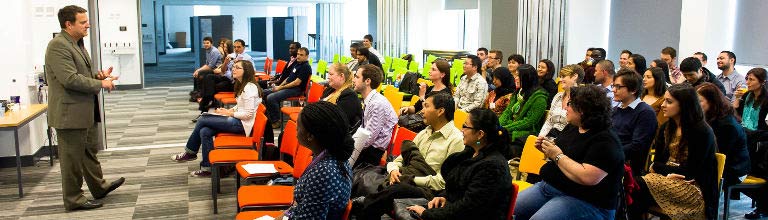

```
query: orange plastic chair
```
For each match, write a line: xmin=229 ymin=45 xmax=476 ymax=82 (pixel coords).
xmin=274 ymin=59 xmax=287 ymax=75
xmin=213 ymin=113 xmax=267 ymax=150
xmin=283 ymin=80 xmax=312 ymax=106
xmin=214 ymin=92 xmax=234 ymax=101
xmin=255 ymin=57 xmax=272 ymax=80
xmin=389 ymin=127 xmax=417 ymax=157
xmin=506 ymin=183 xmax=520 ymax=220
xmin=209 ymin=148 xmax=260 ymax=214
xmin=234 ymin=120 xmax=299 ymax=182
xmin=237 ymin=145 xmax=313 ymax=211
xmin=281 ymin=83 xmax=325 ymax=122
xmin=234 ymin=199 xmax=352 ymax=220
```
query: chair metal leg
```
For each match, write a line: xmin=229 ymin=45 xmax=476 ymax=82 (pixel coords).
xmin=212 ymin=163 xmax=219 ymax=214
xmin=724 ymin=187 xmax=731 ymax=220
xmin=235 ymin=171 xmax=241 ymax=213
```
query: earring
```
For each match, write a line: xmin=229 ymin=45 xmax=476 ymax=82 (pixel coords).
xmin=475 ymin=140 xmax=481 ymax=146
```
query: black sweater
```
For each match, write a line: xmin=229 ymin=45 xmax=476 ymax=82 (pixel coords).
xmin=709 ymin=115 xmax=751 ymax=180
xmin=652 ymin=121 xmax=718 ymax=219
xmin=321 ymin=87 xmax=362 ymax=130
xmin=421 ymin=145 xmax=512 ymax=220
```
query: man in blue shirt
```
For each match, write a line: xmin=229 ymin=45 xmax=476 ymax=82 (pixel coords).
xmin=264 ymin=47 xmax=312 ymax=128
xmin=192 ymin=36 xmax=221 ymax=94
xmin=611 ymin=68 xmax=658 ymax=175
xmin=194 ymin=39 xmax=249 ymax=121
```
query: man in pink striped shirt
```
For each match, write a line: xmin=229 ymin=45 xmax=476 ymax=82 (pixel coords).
xmin=352 ymin=64 xmax=398 ymax=168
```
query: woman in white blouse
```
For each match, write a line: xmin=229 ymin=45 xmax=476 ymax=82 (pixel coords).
xmin=539 ymin=64 xmax=584 ymax=138
xmin=172 ymin=60 xmax=263 ymax=177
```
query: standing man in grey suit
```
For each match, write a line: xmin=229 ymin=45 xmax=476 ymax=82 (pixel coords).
xmin=45 ymin=5 xmax=125 ymax=211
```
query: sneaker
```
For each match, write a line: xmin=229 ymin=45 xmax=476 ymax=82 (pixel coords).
xmin=191 ymin=114 xmax=201 ymax=123
xmin=190 ymin=169 xmax=211 ymax=177
xmin=171 ymin=152 xmax=197 ymax=162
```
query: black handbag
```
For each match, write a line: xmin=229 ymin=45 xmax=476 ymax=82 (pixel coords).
xmin=393 ymin=198 xmax=429 ymax=220
xmin=398 ymin=113 xmax=427 ymax=133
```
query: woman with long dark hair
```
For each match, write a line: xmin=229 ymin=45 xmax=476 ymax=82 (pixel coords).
xmin=399 ymin=59 xmax=453 ymax=115
xmin=537 ymin=59 xmax=558 ymax=104
xmin=650 ymin=59 xmax=670 ymax=85
xmin=483 ymin=67 xmax=516 ymax=116
xmin=642 ymin=67 xmax=668 ymax=125
xmin=499 ymin=64 xmax=549 ymax=158
xmin=406 ymin=108 xmax=513 ymax=220
xmin=627 ymin=54 xmax=647 ymax=76
xmin=629 ymin=84 xmax=718 ymax=220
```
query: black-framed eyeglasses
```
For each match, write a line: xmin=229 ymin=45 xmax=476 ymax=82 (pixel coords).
xmin=567 ymin=100 xmax=573 ymax=106
xmin=613 ymin=84 xmax=627 ymax=89
xmin=462 ymin=124 xmax=478 ymax=130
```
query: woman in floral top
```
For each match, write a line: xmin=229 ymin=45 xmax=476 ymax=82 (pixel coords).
xmin=483 ymin=67 xmax=516 ymax=116
xmin=539 ymin=64 xmax=584 ymax=138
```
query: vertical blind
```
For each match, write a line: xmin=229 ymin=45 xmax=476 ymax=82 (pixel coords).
xmin=316 ymin=3 xmax=344 ymax=63
xmin=377 ymin=0 xmax=408 ymax=58
xmin=517 ymin=0 xmax=568 ymax=73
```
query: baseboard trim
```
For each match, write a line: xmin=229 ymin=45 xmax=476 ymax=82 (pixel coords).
xmin=0 ymin=145 xmax=57 ymax=168
xmin=115 ymin=84 xmax=143 ymax=90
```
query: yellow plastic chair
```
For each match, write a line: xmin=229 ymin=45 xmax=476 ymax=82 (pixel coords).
xmin=513 ymin=135 xmax=547 ymax=192
xmin=453 ymin=110 xmax=468 ymax=130
xmin=647 ymin=153 xmax=726 ymax=219
xmin=402 ymin=95 xmax=419 ymax=107
xmin=385 ymin=91 xmax=404 ymax=113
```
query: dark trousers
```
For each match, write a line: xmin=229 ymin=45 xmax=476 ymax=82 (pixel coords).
xmin=193 ymin=69 xmax=214 ymax=92
xmin=358 ymin=183 xmax=431 ymax=220
xmin=199 ymin=74 xmax=233 ymax=112
xmin=353 ymin=147 xmax=385 ymax=169
xmin=744 ymin=184 xmax=768 ymax=212
xmin=627 ymin=177 xmax=655 ymax=220
xmin=56 ymin=123 xmax=110 ymax=210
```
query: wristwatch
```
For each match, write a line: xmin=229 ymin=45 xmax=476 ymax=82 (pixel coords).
xmin=554 ymin=153 xmax=565 ymax=163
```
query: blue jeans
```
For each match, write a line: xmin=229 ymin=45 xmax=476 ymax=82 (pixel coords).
xmin=264 ymin=87 xmax=303 ymax=122
xmin=185 ymin=115 xmax=244 ymax=168
xmin=514 ymin=181 xmax=615 ymax=220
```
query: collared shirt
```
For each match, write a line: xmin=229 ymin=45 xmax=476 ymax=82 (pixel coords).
xmin=225 ymin=52 xmax=253 ymax=81
xmin=619 ymin=97 xmax=643 ymax=109
xmin=347 ymin=59 xmax=360 ymax=72
xmin=205 ymin=47 xmax=222 ymax=68
xmin=362 ymin=91 xmax=398 ymax=150
xmin=454 ymin=73 xmax=488 ymax=112
xmin=539 ymin=92 xmax=568 ymax=136
xmin=669 ymin=65 xmax=685 ymax=84
xmin=386 ymin=123 xmax=464 ymax=191
xmin=602 ymin=84 xmax=620 ymax=107
xmin=717 ymin=69 xmax=745 ymax=100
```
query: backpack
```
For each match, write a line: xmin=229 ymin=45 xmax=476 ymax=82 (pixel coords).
xmin=399 ymin=72 xmax=421 ymax=95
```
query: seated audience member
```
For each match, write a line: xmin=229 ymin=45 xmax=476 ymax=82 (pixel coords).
xmin=577 ymin=48 xmax=595 ymax=74
xmin=627 ymin=54 xmax=647 ymax=77
xmin=483 ymin=67 xmax=517 ymax=116
xmin=272 ymin=42 xmax=301 ymax=85
xmin=264 ymin=47 xmax=312 ymax=129
xmin=399 ymin=59 xmax=453 ymax=115
xmin=732 ymin=67 xmax=768 ymax=219
xmin=351 ymin=64 xmax=398 ymax=167
xmin=619 ymin=49 xmax=632 ymax=69
xmin=477 ymin=47 xmax=489 ymax=67
xmin=650 ymin=59 xmax=670 ymax=85
xmin=680 ymin=57 xmax=726 ymax=95
xmin=357 ymin=47 xmax=383 ymax=73
xmin=595 ymin=60 xmax=620 ymax=107
xmin=515 ymin=85 xmax=624 ymax=220
xmin=507 ymin=54 xmax=526 ymax=86
xmin=499 ymin=64 xmax=549 ymax=158
xmin=454 ymin=55 xmax=489 ymax=112
xmin=322 ymin=63 xmax=363 ymax=130
xmin=537 ymin=59 xmax=558 ymax=104
xmin=539 ymin=64 xmax=584 ymax=138
xmin=278 ymin=102 xmax=353 ymax=219
xmin=354 ymin=93 xmax=464 ymax=220
xmin=661 ymin=46 xmax=685 ymax=84
xmin=483 ymin=50 xmax=503 ymax=91
xmin=641 ymin=67 xmax=669 ymax=126
xmin=716 ymin=51 xmax=744 ymax=101
xmin=584 ymin=48 xmax=606 ymax=84
xmin=192 ymin=36 xmax=222 ymax=97
xmin=628 ymin=84 xmax=718 ymax=220
xmin=695 ymin=83 xmax=750 ymax=192
xmin=193 ymin=39 xmax=235 ymax=122
xmin=611 ymin=68 xmax=658 ymax=175
xmin=347 ymin=43 xmax=361 ymax=71
xmin=363 ymin=34 xmax=384 ymax=62
xmin=172 ymin=60 xmax=262 ymax=176
xmin=406 ymin=109 xmax=513 ymax=220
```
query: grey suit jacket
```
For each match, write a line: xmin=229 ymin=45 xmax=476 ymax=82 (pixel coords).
xmin=44 ymin=31 xmax=102 ymax=129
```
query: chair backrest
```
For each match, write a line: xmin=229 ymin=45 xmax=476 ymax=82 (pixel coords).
xmin=390 ymin=127 xmax=417 ymax=157
xmin=317 ymin=59 xmax=329 ymax=77
xmin=342 ymin=199 xmax=353 ymax=220
xmin=307 ymin=83 xmax=325 ymax=103
xmin=250 ymin=112 xmax=268 ymax=154
xmin=275 ymin=60 xmax=287 ymax=74
xmin=342 ymin=56 xmax=353 ymax=64
xmin=453 ymin=109 xmax=468 ymax=130
xmin=716 ymin=153 xmax=726 ymax=189
xmin=257 ymin=103 xmax=266 ymax=115
xmin=519 ymin=135 xmax=546 ymax=175
xmin=280 ymin=120 xmax=299 ymax=158
xmin=506 ymin=182 xmax=520 ymax=220
xmin=293 ymin=145 xmax=314 ymax=178
xmin=333 ymin=54 xmax=341 ymax=64
xmin=264 ymin=57 xmax=273 ymax=73
xmin=384 ymin=91 xmax=404 ymax=113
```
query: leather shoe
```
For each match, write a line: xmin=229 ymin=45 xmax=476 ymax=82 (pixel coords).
xmin=70 ymin=200 xmax=103 ymax=211
xmin=94 ymin=177 xmax=125 ymax=199
xmin=745 ymin=210 xmax=768 ymax=219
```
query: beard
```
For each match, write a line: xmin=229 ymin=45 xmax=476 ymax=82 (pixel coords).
xmin=718 ymin=63 xmax=731 ymax=71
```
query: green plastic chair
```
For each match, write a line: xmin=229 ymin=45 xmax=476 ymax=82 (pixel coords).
xmin=393 ymin=58 xmax=407 ymax=72
xmin=342 ymin=56 xmax=353 ymax=64
xmin=333 ymin=54 xmax=340 ymax=64
xmin=384 ymin=56 xmax=393 ymax=72
xmin=426 ymin=54 xmax=438 ymax=65
xmin=317 ymin=60 xmax=328 ymax=78
xmin=408 ymin=61 xmax=419 ymax=73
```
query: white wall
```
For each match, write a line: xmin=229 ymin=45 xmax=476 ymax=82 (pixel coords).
xmin=407 ymin=0 xmax=474 ymax=62
xmin=164 ymin=5 xmax=193 ymax=47
xmin=220 ymin=5 xmax=268 ymax=49
xmin=565 ymin=0 xmax=610 ymax=65
xmin=343 ymin=0 xmax=368 ymax=46
xmin=679 ymin=0 xmax=739 ymax=72
xmin=98 ymin=0 xmax=142 ymax=86
xmin=141 ymin=0 xmax=157 ymax=64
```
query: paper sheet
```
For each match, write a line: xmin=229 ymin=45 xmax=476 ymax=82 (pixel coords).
xmin=242 ymin=164 xmax=278 ymax=174
xmin=254 ymin=215 xmax=275 ymax=220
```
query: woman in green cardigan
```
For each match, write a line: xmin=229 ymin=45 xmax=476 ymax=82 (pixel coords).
xmin=499 ymin=64 xmax=549 ymax=159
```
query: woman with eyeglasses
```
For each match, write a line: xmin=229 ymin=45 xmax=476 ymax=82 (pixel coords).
xmin=515 ymin=84 xmax=624 ymax=220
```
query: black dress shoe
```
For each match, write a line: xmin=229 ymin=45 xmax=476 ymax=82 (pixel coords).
xmin=745 ymin=210 xmax=768 ymax=219
xmin=94 ymin=177 xmax=125 ymax=199
xmin=70 ymin=200 xmax=103 ymax=211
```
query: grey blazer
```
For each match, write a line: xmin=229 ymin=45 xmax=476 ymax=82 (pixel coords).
xmin=44 ymin=31 xmax=102 ymax=129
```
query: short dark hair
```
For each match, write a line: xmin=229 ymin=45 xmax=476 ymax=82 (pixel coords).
xmin=621 ymin=50 xmax=633 ymax=56
xmin=234 ymin=39 xmax=246 ymax=47
xmin=679 ymin=57 xmax=702 ymax=73
xmin=507 ymin=54 xmax=525 ymax=65
xmin=630 ymin=54 xmax=647 ymax=75
xmin=642 ymin=67 xmax=668 ymax=98
xmin=363 ymin=34 xmax=373 ymax=42
xmin=359 ymin=64 xmax=383 ymax=89
xmin=661 ymin=46 xmax=677 ymax=58
xmin=203 ymin=36 xmax=213 ymax=43
xmin=721 ymin=51 xmax=736 ymax=63
xmin=592 ymin=48 xmax=606 ymax=58
xmin=350 ymin=42 xmax=361 ymax=49
xmin=489 ymin=50 xmax=503 ymax=60
xmin=426 ymin=92 xmax=455 ymax=122
xmin=586 ymin=47 xmax=596 ymax=52
xmin=569 ymin=85 xmax=612 ymax=130
xmin=616 ymin=68 xmax=643 ymax=98
xmin=357 ymin=47 xmax=370 ymax=57
xmin=290 ymin=41 xmax=302 ymax=48
xmin=477 ymin=47 xmax=489 ymax=54
xmin=466 ymin=55 xmax=482 ymax=73
xmin=538 ymin=59 xmax=555 ymax=81
xmin=694 ymin=52 xmax=708 ymax=61
xmin=597 ymin=60 xmax=616 ymax=76
xmin=58 ymin=5 xmax=87 ymax=29
xmin=299 ymin=102 xmax=355 ymax=164
xmin=298 ymin=47 xmax=309 ymax=55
